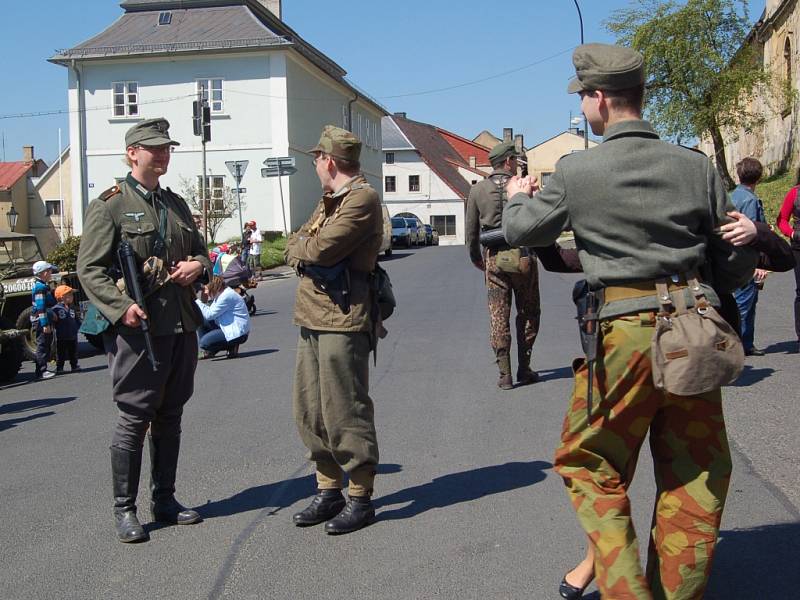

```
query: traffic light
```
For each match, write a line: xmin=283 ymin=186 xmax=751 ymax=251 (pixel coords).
xmin=192 ymin=100 xmax=211 ymax=142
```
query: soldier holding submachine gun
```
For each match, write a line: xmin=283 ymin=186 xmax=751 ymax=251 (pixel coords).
xmin=78 ymin=118 xmax=212 ymax=543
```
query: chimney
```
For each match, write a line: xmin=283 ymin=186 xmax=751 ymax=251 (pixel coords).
xmin=469 ymin=156 xmax=476 ymax=168
xmin=254 ymin=0 xmax=281 ymax=19
xmin=514 ymin=134 xmax=524 ymax=154
xmin=23 ymin=146 xmax=34 ymax=162
xmin=503 ymin=128 xmax=513 ymax=142
xmin=393 ymin=112 xmax=407 ymax=119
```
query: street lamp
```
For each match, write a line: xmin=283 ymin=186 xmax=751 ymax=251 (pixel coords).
xmin=572 ymin=0 xmax=589 ymax=150
xmin=7 ymin=205 xmax=18 ymax=232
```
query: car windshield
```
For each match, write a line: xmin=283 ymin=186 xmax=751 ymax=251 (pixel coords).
xmin=391 ymin=218 xmax=406 ymax=227
xmin=0 ymin=237 xmax=42 ymax=272
xmin=404 ymin=219 xmax=416 ymax=227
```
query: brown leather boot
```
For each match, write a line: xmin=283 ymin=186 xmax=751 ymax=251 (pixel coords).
xmin=496 ymin=353 xmax=513 ymax=390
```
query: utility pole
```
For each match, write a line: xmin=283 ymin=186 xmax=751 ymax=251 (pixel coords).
xmin=193 ymin=91 xmax=211 ymax=242
xmin=573 ymin=0 xmax=589 ymax=150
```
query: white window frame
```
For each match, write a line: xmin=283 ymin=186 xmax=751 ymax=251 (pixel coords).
xmin=385 ymin=152 xmax=395 ymax=164
xmin=196 ymin=78 xmax=224 ymax=113
xmin=409 ymin=174 xmax=420 ymax=192
xmin=112 ymin=81 xmax=139 ymax=117
xmin=431 ymin=214 xmax=456 ymax=236
xmin=197 ymin=175 xmax=227 ymax=213
xmin=384 ymin=176 xmax=396 ymax=192
xmin=44 ymin=200 xmax=62 ymax=217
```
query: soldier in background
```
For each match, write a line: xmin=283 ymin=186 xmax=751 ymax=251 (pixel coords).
xmin=78 ymin=118 xmax=212 ymax=543
xmin=503 ymin=44 xmax=757 ymax=599
xmin=465 ymin=141 xmax=540 ymax=390
xmin=285 ymin=125 xmax=383 ymax=535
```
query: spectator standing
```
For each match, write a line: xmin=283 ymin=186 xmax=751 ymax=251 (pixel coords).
xmin=30 ymin=260 xmax=58 ymax=380
xmin=241 ymin=223 xmax=252 ymax=265
xmin=731 ymin=157 xmax=768 ymax=356
xmin=776 ymin=171 xmax=800 ymax=352
xmin=53 ymin=284 xmax=81 ymax=373
xmin=248 ymin=221 xmax=262 ymax=275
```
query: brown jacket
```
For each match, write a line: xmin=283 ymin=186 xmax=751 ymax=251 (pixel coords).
xmin=465 ymin=168 xmax=513 ymax=264
xmin=286 ymin=175 xmax=382 ymax=332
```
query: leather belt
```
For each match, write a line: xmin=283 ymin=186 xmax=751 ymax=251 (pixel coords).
xmin=604 ymin=278 xmax=693 ymax=304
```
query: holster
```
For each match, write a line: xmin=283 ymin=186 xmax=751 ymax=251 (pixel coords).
xmin=573 ymin=280 xmax=603 ymax=419
xmin=299 ymin=260 xmax=351 ymax=314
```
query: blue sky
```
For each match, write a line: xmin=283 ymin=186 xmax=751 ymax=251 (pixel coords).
xmin=0 ymin=0 xmax=764 ymax=164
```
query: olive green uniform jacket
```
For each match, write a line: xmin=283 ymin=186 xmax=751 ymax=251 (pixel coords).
xmin=285 ymin=175 xmax=382 ymax=332
xmin=503 ymin=120 xmax=758 ymax=318
xmin=465 ymin=168 xmax=513 ymax=265
xmin=77 ymin=174 xmax=212 ymax=336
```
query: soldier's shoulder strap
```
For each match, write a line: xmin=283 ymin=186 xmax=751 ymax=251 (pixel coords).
xmin=98 ymin=185 xmax=121 ymax=202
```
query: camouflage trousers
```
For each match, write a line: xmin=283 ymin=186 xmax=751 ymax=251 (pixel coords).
xmin=484 ymin=248 xmax=540 ymax=362
xmin=554 ymin=314 xmax=731 ymax=600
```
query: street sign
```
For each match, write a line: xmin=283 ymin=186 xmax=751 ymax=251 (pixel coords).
xmin=261 ymin=166 xmax=297 ymax=178
xmin=263 ymin=156 xmax=295 ymax=169
xmin=233 ymin=188 xmax=247 ymax=194
xmin=225 ymin=160 xmax=249 ymax=184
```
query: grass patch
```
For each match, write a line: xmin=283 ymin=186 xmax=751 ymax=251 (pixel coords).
xmin=756 ymin=170 xmax=795 ymax=226
xmin=260 ymin=236 xmax=287 ymax=270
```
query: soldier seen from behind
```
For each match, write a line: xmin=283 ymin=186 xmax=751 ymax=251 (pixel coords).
xmin=284 ymin=125 xmax=383 ymax=535
xmin=465 ymin=142 xmax=540 ymax=390
xmin=77 ymin=118 xmax=212 ymax=543
xmin=503 ymin=44 xmax=758 ymax=599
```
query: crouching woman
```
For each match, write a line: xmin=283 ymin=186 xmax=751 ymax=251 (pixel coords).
xmin=195 ymin=275 xmax=251 ymax=358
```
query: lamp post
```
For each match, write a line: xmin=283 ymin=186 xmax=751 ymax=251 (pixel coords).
xmin=572 ymin=0 xmax=589 ymax=149
xmin=7 ymin=205 xmax=18 ymax=232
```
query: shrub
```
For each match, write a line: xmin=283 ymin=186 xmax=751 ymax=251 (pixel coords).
xmin=46 ymin=236 xmax=82 ymax=273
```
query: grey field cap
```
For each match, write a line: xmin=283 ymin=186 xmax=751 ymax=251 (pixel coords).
xmin=488 ymin=141 xmax=518 ymax=164
xmin=125 ymin=118 xmax=180 ymax=148
xmin=567 ymin=43 xmax=644 ymax=94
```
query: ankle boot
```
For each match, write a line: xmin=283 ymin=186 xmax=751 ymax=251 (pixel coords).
xmin=111 ymin=446 xmax=148 ymax=543
xmin=293 ymin=489 xmax=346 ymax=526
xmin=324 ymin=495 xmax=375 ymax=535
xmin=496 ymin=352 xmax=513 ymax=390
xmin=516 ymin=349 xmax=539 ymax=385
xmin=148 ymin=434 xmax=201 ymax=525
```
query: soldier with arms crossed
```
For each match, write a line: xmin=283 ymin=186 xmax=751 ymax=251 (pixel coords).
xmin=503 ymin=45 xmax=757 ymax=599
xmin=78 ymin=119 xmax=212 ymax=543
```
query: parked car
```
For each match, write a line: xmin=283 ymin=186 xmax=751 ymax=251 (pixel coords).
xmin=422 ymin=224 xmax=434 ymax=246
xmin=391 ymin=217 xmax=413 ymax=249
xmin=379 ymin=204 xmax=392 ymax=257
xmin=431 ymin=227 xmax=440 ymax=246
xmin=404 ymin=218 xmax=423 ymax=246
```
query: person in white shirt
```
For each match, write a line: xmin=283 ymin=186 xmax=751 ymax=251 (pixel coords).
xmin=195 ymin=276 xmax=251 ymax=358
xmin=247 ymin=220 xmax=262 ymax=274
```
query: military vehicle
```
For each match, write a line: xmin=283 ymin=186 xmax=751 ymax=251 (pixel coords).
xmin=0 ymin=232 xmax=101 ymax=381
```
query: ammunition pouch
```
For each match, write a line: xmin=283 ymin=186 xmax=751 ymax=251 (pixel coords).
xmin=114 ymin=256 xmax=171 ymax=298
xmin=300 ymin=259 xmax=351 ymax=314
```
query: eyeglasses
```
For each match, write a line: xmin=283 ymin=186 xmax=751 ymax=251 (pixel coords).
xmin=136 ymin=145 xmax=174 ymax=154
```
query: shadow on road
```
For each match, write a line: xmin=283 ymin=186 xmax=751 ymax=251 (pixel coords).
xmin=706 ymin=521 xmax=800 ymax=598
xmin=379 ymin=251 xmax=415 ymax=262
xmin=0 ymin=411 xmax=56 ymax=432
xmin=764 ymin=339 xmax=798 ymax=355
xmin=207 ymin=348 xmax=279 ymax=361
xmin=0 ymin=396 xmax=77 ymax=415
xmin=731 ymin=365 xmax=774 ymax=387
xmin=536 ymin=366 xmax=573 ymax=383
xmin=375 ymin=460 xmax=551 ymax=521
xmin=199 ymin=463 xmax=403 ymax=520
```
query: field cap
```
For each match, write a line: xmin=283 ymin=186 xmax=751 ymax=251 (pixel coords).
xmin=567 ymin=43 xmax=644 ymax=94
xmin=55 ymin=285 xmax=75 ymax=301
xmin=310 ymin=125 xmax=361 ymax=162
xmin=488 ymin=141 xmax=518 ymax=164
xmin=32 ymin=260 xmax=56 ymax=275
xmin=125 ymin=118 xmax=180 ymax=148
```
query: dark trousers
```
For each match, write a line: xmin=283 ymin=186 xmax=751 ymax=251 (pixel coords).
xmin=734 ymin=279 xmax=759 ymax=352
xmin=198 ymin=319 xmax=247 ymax=354
xmin=34 ymin=325 xmax=53 ymax=375
xmin=56 ymin=339 xmax=78 ymax=370
xmin=794 ymin=249 xmax=800 ymax=340
xmin=105 ymin=332 xmax=198 ymax=452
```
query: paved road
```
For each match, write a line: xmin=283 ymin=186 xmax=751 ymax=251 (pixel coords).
xmin=1 ymin=245 xmax=798 ymax=599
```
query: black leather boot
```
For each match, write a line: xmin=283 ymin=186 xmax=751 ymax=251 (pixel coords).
xmin=517 ymin=348 xmax=539 ymax=385
xmin=292 ymin=489 xmax=346 ymax=526
xmin=148 ymin=434 xmax=201 ymax=525
xmin=111 ymin=446 xmax=148 ymax=543
xmin=324 ymin=495 xmax=375 ymax=535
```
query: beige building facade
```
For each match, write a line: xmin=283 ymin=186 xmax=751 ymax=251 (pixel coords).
xmin=699 ymin=0 xmax=800 ymax=176
xmin=31 ymin=147 xmax=72 ymax=255
xmin=525 ymin=130 xmax=598 ymax=188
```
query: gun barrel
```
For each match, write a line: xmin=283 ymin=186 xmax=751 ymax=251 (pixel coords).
xmin=118 ymin=241 xmax=158 ymax=371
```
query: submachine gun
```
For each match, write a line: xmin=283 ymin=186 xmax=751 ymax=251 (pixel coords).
xmin=572 ymin=280 xmax=602 ymax=420
xmin=118 ymin=240 xmax=158 ymax=371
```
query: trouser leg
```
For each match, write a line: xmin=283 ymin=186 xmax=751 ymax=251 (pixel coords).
xmin=793 ymin=251 xmax=800 ymax=341
xmin=645 ymin=390 xmax=731 ymax=600
xmin=733 ymin=280 xmax=757 ymax=351
xmin=56 ymin=339 xmax=67 ymax=371
xmin=511 ymin=256 xmax=541 ymax=374
xmin=554 ymin=317 xmax=660 ymax=599
xmin=69 ymin=340 xmax=78 ymax=369
xmin=484 ymin=249 xmax=513 ymax=374
xmin=34 ymin=326 xmax=52 ymax=374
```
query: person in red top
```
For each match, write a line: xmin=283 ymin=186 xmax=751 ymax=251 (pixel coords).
xmin=776 ymin=182 xmax=800 ymax=351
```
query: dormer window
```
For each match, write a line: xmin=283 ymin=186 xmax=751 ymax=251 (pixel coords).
xmin=158 ymin=11 xmax=172 ymax=26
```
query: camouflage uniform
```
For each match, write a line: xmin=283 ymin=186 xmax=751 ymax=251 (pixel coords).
xmin=466 ymin=151 xmax=541 ymax=385
xmin=503 ymin=44 xmax=758 ymax=599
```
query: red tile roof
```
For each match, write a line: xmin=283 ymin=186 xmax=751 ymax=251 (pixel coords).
xmin=0 ymin=162 xmax=34 ymax=191
xmin=437 ymin=129 xmax=491 ymax=166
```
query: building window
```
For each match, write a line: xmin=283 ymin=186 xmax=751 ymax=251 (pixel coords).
xmin=431 ymin=214 xmax=456 ymax=236
xmin=45 ymin=200 xmax=61 ymax=216
xmin=540 ymin=172 xmax=553 ymax=187
xmin=385 ymin=176 xmax=396 ymax=192
xmin=197 ymin=79 xmax=224 ymax=112
xmin=409 ymin=175 xmax=420 ymax=192
xmin=112 ymin=81 xmax=138 ymax=117
xmin=385 ymin=152 xmax=395 ymax=164
xmin=197 ymin=175 xmax=226 ymax=212
xmin=158 ymin=11 xmax=172 ymax=25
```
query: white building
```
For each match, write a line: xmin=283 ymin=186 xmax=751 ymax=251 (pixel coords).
xmin=50 ymin=0 xmax=386 ymax=241
xmin=381 ymin=113 xmax=490 ymax=246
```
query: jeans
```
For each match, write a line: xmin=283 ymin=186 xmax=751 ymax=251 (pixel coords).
xmin=733 ymin=279 xmax=759 ymax=352
xmin=197 ymin=319 xmax=247 ymax=354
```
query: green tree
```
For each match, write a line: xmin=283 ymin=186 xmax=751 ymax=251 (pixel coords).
xmin=178 ymin=175 xmax=245 ymax=245
xmin=606 ymin=0 xmax=780 ymax=190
